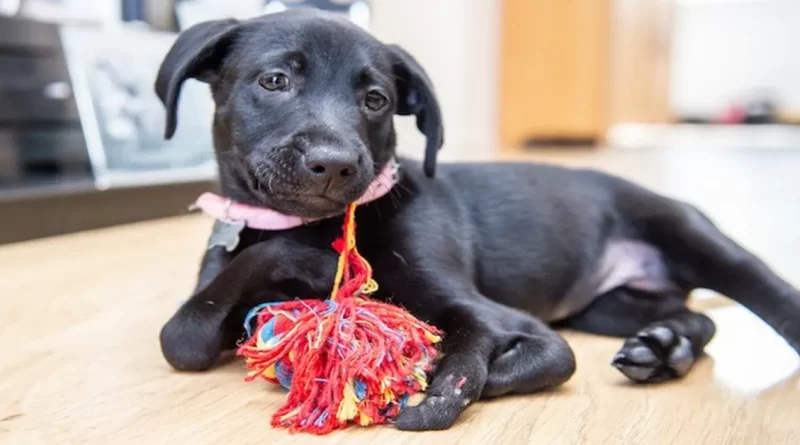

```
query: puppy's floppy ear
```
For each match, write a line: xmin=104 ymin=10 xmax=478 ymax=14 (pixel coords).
xmin=387 ymin=44 xmax=444 ymax=178
xmin=154 ymin=19 xmax=239 ymax=139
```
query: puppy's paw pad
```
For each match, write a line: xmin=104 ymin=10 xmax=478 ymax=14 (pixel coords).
xmin=611 ymin=326 xmax=694 ymax=383
xmin=637 ymin=325 xmax=678 ymax=350
xmin=394 ymin=395 xmax=465 ymax=431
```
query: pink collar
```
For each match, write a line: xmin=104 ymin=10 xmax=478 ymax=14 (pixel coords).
xmin=192 ymin=159 xmax=399 ymax=231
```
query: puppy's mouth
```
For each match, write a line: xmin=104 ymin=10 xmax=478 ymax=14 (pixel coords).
xmin=244 ymin=170 xmax=369 ymax=219
xmin=285 ymin=194 xmax=351 ymax=217
xmin=264 ymin=193 xmax=362 ymax=219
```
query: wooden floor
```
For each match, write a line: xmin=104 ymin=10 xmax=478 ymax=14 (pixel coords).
xmin=2 ymin=147 xmax=800 ymax=445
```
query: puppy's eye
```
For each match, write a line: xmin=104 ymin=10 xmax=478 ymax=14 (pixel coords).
xmin=259 ymin=73 xmax=289 ymax=91
xmin=364 ymin=90 xmax=388 ymax=111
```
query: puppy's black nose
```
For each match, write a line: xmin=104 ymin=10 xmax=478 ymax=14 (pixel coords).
xmin=303 ymin=149 xmax=361 ymax=187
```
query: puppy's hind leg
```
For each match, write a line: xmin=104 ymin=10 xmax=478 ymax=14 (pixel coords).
xmin=560 ymin=287 xmax=715 ymax=383
xmin=627 ymin=192 xmax=800 ymax=355
xmin=612 ymin=309 xmax=716 ymax=383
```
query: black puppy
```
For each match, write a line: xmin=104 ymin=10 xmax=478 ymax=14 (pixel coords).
xmin=156 ymin=10 xmax=800 ymax=431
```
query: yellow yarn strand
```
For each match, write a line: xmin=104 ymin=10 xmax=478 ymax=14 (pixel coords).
xmin=329 ymin=204 xmax=356 ymax=301
xmin=329 ymin=203 xmax=378 ymax=301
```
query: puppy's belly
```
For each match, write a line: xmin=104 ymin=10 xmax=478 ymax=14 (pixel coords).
xmin=547 ymin=240 xmax=676 ymax=321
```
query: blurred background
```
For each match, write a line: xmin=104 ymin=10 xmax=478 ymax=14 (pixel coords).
xmin=0 ymin=0 xmax=799 ymax=254
xmin=4 ymin=3 xmax=800 ymax=439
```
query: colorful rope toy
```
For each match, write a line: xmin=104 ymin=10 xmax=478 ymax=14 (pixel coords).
xmin=236 ymin=203 xmax=442 ymax=434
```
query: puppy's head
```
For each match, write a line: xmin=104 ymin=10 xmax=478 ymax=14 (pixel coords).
xmin=155 ymin=10 xmax=443 ymax=218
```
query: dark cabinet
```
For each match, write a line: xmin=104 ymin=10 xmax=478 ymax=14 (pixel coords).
xmin=0 ymin=16 xmax=90 ymax=187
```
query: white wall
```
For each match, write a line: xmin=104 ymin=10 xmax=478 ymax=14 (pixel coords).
xmin=369 ymin=0 xmax=501 ymax=161
xmin=15 ymin=0 xmax=120 ymax=23
xmin=670 ymin=0 xmax=800 ymax=117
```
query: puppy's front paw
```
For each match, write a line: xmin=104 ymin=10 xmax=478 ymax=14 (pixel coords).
xmin=612 ymin=325 xmax=694 ymax=383
xmin=394 ymin=394 xmax=469 ymax=431
xmin=160 ymin=306 xmax=226 ymax=371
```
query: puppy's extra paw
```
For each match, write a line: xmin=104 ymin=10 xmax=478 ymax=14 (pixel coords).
xmin=394 ymin=394 xmax=469 ymax=431
xmin=611 ymin=325 xmax=694 ymax=383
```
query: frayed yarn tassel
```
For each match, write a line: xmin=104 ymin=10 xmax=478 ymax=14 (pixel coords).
xmin=237 ymin=203 xmax=441 ymax=434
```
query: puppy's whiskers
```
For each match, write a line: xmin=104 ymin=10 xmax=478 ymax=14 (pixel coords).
xmin=394 ymin=181 xmax=411 ymax=195
xmin=388 ymin=187 xmax=401 ymax=211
